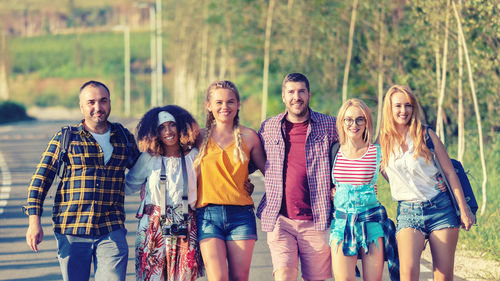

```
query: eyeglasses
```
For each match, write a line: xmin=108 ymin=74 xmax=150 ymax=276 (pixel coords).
xmin=344 ymin=117 xmax=366 ymax=126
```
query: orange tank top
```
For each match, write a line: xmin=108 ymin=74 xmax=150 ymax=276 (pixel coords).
xmin=196 ymin=137 xmax=252 ymax=208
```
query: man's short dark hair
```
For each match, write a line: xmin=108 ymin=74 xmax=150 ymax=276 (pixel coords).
xmin=80 ymin=80 xmax=110 ymax=97
xmin=282 ymin=73 xmax=310 ymax=92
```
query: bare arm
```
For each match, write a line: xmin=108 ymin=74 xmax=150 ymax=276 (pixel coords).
xmin=26 ymin=215 xmax=44 ymax=252
xmin=429 ymin=129 xmax=474 ymax=230
xmin=243 ymin=127 xmax=266 ymax=175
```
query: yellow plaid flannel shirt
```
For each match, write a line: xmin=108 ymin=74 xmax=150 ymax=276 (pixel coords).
xmin=24 ymin=121 xmax=139 ymax=236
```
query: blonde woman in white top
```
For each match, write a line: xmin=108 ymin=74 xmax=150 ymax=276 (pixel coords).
xmin=378 ymin=85 xmax=474 ymax=281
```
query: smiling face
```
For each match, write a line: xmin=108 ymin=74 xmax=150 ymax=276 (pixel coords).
xmin=391 ymin=91 xmax=413 ymax=128
xmin=282 ymin=81 xmax=311 ymax=122
xmin=206 ymin=88 xmax=240 ymax=124
xmin=79 ymin=85 xmax=111 ymax=128
xmin=343 ymin=106 xmax=366 ymax=142
xmin=158 ymin=121 xmax=179 ymax=148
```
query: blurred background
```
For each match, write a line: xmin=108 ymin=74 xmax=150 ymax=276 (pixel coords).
xmin=0 ymin=0 xmax=498 ymax=271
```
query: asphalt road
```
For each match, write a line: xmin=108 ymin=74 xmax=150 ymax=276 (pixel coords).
xmin=0 ymin=119 xmax=460 ymax=281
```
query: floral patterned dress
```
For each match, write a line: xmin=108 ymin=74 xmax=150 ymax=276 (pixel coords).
xmin=126 ymin=149 xmax=204 ymax=281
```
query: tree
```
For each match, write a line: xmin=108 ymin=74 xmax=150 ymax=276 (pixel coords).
xmin=452 ymin=0 xmax=488 ymax=216
xmin=435 ymin=0 xmax=450 ymax=143
xmin=341 ymin=0 xmax=359 ymax=103
xmin=456 ymin=0 xmax=465 ymax=162
xmin=261 ymin=0 xmax=275 ymax=122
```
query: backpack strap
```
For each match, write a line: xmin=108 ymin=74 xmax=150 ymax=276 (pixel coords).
xmin=424 ymin=126 xmax=434 ymax=151
xmin=330 ymin=142 xmax=341 ymax=186
xmin=115 ymin=123 xmax=131 ymax=149
xmin=114 ymin=123 xmax=137 ymax=168
xmin=56 ymin=126 xmax=72 ymax=179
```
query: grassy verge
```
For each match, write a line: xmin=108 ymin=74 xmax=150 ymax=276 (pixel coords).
xmin=377 ymin=135 xmax=500 ymax=262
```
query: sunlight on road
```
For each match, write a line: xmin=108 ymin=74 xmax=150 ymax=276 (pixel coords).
xmin=0 ymin=151 xmax=12 ymax=214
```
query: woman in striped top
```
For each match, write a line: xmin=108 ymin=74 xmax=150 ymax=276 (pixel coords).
xmin=330 ymin=99 xmax=399 ymax=281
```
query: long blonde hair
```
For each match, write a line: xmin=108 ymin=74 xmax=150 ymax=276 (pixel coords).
xmin=379 ymin=85 xmax=431 ymax=168
xmin=336 ymin=98 xmax=373 ymax=145
xmin=193 ymin=80 xmax=248 ymax=168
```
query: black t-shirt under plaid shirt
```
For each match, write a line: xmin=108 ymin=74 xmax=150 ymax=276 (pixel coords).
xmin=24 ymin=122 xmax=139 ymax=236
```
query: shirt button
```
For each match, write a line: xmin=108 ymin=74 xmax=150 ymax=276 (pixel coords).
xmin=96 ymin=183 xmax=100 ymax=187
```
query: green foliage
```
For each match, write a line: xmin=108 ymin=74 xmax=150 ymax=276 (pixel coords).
xmin=0 ymin=100 xmax=34 ymax=124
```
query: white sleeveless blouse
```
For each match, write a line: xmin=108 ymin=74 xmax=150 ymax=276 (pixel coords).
xmin=385 ymin=133 xmax=440 ymax=201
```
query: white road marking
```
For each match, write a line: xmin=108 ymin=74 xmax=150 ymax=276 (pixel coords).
xmin=0 ymin=151 xmax=12 ymax=215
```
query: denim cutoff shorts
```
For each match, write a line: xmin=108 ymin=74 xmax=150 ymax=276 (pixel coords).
xmin=396 ymin=191 xmax=459 ymax=238
xmin=196 ymin=204 xmax=257 ymax=241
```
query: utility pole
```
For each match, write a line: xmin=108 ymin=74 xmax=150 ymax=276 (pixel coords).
xmin=124 ymin=25 xmax=131 ymax=116
xmin=149 ymin=6 xmax=157 ymax=107
xmin=113 ymin=23 xmax=131 ymax=116
xmin=156 ymin=0 xmax=163 ymax=105
xmin=0 ymin=29 xmax=9 ymax=100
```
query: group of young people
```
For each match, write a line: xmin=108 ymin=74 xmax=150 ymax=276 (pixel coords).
xmin=24 ymin=73 xmax=474 ymax=281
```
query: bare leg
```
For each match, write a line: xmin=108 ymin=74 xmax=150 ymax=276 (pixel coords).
xmin=360 ymin=237 xmax=384 ymax=281
xmin=274 ymin=267 xmax=299 ymax=281
xmin=226 ymin=239 xmax=256 ymax=281
xmin=331 ymin=239 xmax=357 ymax=281
xmin=428 ymin=228 xmax=459 ymax=281
xmin=397 ymin=228 xmax=425 ymax=281
xmin=200 ymin=238 xmax=229 ymax=281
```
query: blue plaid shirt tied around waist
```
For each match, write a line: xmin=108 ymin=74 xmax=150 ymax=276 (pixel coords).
xmin=335 ymin=205 xmax=400 ymax=281
xmin=24 ymin=122 xmax=139 ymax=236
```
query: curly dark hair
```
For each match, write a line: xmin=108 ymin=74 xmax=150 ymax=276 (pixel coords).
xmin=136 ymin=105 xmax=200 ymax=156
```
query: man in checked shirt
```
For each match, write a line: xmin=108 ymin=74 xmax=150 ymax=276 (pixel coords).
xmin=24 ymin=81 xmax=139 ymax=281
xmin=257 ymin=73 xmax=338 ymax=281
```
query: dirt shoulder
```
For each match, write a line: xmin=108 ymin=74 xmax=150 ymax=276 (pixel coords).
xmin=422 ymin=246 xmax=499 ymax=280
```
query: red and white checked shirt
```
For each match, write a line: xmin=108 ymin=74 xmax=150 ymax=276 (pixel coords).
xmin=256 ymin=110 xmax=338 ymax=232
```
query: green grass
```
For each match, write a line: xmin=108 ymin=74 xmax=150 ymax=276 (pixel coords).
xmin=9 ymin=32 xmax=150 ymax=78
xmin=7 ymin=32 xmax=155 ymax=116
xmin=0 ymin=0 xmax=137 ymax=12
xmin=377 ymin=135 xmax=500 ymax=262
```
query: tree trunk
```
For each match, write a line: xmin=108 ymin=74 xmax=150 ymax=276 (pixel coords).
xmin=434 ymin=27 xmax=441 ymax=124
xmin=452 ymin=1 xmax=488 ymax=216
xmin=375 ymin=5 xmax=384 ymax=138
xmin=341 ymin=0 xmax=359 ymax=103
xmin=261 ymin=0 xmax=275 ymax=122
xmin=219 ymin=43 xmax=227 ymax=79
xmin=223 ymin=0 xmax=236 ymax=80
xmin=436 ymin=0 xmax=450 ymax=144
xmin=457 ymin=0 xmax=465 ymax=162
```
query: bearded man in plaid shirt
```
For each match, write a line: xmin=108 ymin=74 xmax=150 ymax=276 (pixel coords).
xmin=24 ymin=81 xmax=139 ymax=281
xmin=257 ymin=73 xmax=338 ymax=281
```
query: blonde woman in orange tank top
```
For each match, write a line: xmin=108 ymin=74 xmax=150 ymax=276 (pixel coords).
xmin=193 ymin=80 xmax=266 ymax=281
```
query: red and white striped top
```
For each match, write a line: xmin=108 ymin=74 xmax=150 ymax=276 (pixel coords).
xmin=333 ymin=144 xmax=378 ymax=192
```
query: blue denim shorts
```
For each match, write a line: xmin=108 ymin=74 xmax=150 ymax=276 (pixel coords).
xmin=196 ymin=204 xmax=258 ymax=241
xmin=396 ymin=191 xmax=459 ymax=238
